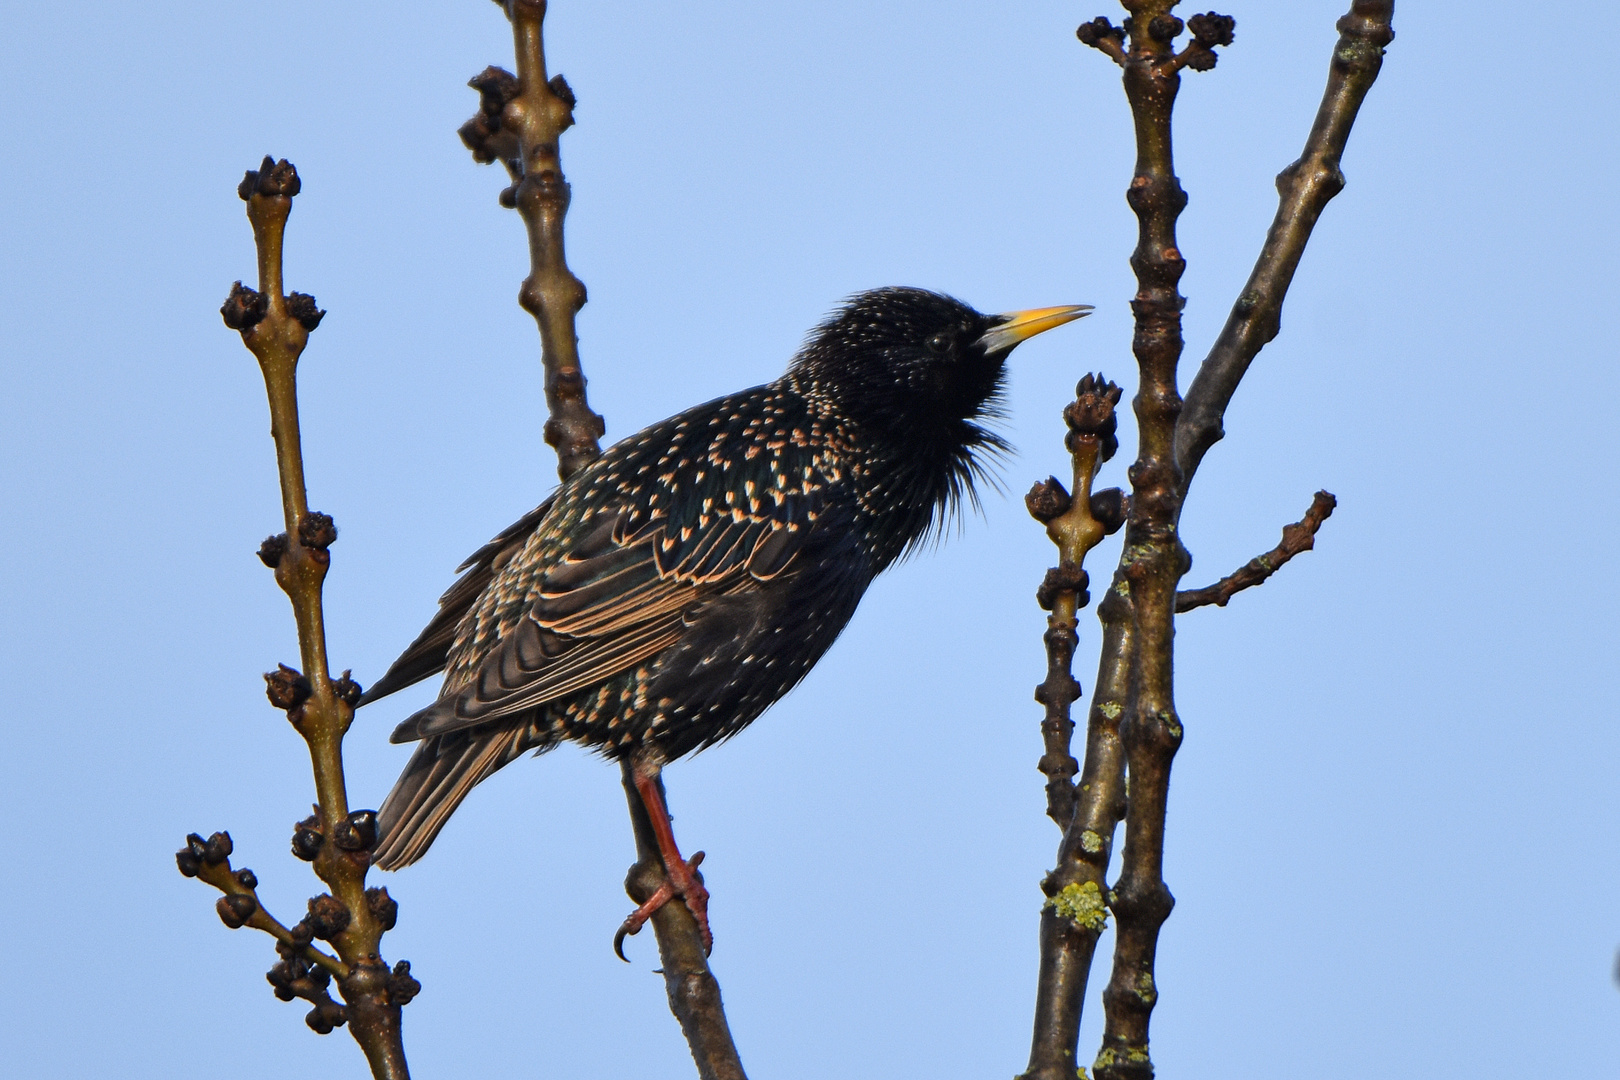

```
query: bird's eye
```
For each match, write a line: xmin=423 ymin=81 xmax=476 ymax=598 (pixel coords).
xmin=927 ymin=331 xmax=952 ymax=354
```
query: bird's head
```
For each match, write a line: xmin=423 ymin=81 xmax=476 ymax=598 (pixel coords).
xmin=790 ymin=286 xmax=1091 ymax=445
xmin=788 ymin=287 xmax=1091 ymax=555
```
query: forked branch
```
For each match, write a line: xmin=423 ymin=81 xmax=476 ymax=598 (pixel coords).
xmin=1046 ymin=5 xmax=1392 ymax=1080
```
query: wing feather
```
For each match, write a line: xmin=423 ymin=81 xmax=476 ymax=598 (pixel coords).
xmin=359 ymin=496 xmax=555 ymax=706
xmin=374 ymin=725 xmax=539 ymax=869
xmin=384 ymin=427 xmax=833 ymax=743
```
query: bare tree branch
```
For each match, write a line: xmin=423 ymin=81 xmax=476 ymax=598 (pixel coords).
xmin=184 ymin=158 xmax=415 ymax=1079
xmin=469 ymin=0 xmax=606 ymax=483
xmin=1022 ymin=379 xmax=1129 ymax=1080
xmin=1026 ymin=377 xmax=1124 ymax=832
xmin=1086 ymin=5 xmax=1204 ymax=1073
xmin=1022 ymin=585 xmax=1133 ymax=1080
xmin=1176 ymin=0 xmax=1395 ymax=494
xmin=1176 ymin=490 xmax=1337 ymax=612
xmin=464 ymin=3 xmax=746 ymax=1073
xmin=1045 ymin=5 xmax=1392 ymax=1078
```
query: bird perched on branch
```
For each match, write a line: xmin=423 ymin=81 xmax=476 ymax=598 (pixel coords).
xmin=361 ymin=287 xmax=1090 ymax=953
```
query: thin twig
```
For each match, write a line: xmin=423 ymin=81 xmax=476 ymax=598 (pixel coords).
xmin=193 ymin=158 xmax=413 ymax=1079
xmin=1021 ymin=379 xmax=1127 ymax=1080
xmin=1026 ymin=377 xmax=1121 ymax=830
xmin=180 ymin=835 xmax=350 ymax=980
xmin=1176 ymin=490 xmax=1336 ymax=612
xmin=1176 ymin=0 xmax=1395 ymax=494
xmin=1023 ymin=585 xmax=1133 ymax=1080
xmin=501 ymin=0 xmax=605 ymax=482
xmin=469 ymin=4 xmax=746 ymax=1073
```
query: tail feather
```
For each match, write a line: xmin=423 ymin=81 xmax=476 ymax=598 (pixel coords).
xmin=374 ymin=724 xmax=550 ymax=870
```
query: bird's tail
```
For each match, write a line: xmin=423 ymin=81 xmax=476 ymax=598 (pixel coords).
xmin=374 ymin=724 xmax=551 ymax=870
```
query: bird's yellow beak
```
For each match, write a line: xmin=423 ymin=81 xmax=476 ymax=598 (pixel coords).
xmin=976 ymin=305 xmax=1094 ymax=354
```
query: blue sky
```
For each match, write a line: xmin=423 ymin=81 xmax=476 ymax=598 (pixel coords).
xmin=2 ymin=2 xmax=1616 ymax=1077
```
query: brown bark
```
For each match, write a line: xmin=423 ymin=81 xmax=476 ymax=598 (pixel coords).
xmin=1176 ymin=491 xmax=1337 ymax=612
xmin=183 ymin=158 xmax=414 ymax=1079
xmin=1039 ymin=5 xmax=1394 ymax=1078
xmin=463 ymin=3 xmax=747 ymax=1074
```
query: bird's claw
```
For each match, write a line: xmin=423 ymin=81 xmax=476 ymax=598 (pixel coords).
xmin=613 ymin=851 xmax=712 ymax=961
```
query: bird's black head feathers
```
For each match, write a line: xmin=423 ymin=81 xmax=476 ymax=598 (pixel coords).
xmin=790 ymin=288 xmax=1008 ymax=436
xmin=788 ymin=287 xmax=1013 ymax=558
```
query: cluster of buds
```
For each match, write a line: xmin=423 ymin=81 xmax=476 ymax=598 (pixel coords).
xmin=175 ymin=830 xmax=233 ymax=877
xmin=238 ymin=155 xmax=301 ymax=200
xmin=1064 ymin=373 xmax=1123 ymax=460
xmin=298 ymin=511 xmax=337 ymax=556
xmin=262 ymin=662 xmax=363 ymax=726
xmin=219 ymin=282 xmax=324 ymax=333
xmin=458 ymin=65 xmax=521 ymax=171
xmin=220 ymin=282 xmax=269 ymax=331
xmin=1076 ymin=10 xmax=1235 ymax=71
xmin=1026 ymin=376 xmax=1127 ymax=533
xmin=174 ymin=832 xmax=268 ymax=932
xmin=265 ymin=664 xmax=313 ymax=713
xmin=266 ymin=941 xmax=346 ymax=1034
xmin=304 ymin=893 xmax=352 ymax=941
xmin=1027 ymin=374 xmax=1127 ymax=611
xmin=290 ymin=807 xmax=378 ymax=863
xmin=291 ymin=809 xmax=324 ymax=861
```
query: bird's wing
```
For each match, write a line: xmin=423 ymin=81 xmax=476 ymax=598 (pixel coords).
xmin=390 ymin=471 xmax=826 ymax=743
xmin=358 ymin=497 xmax=557 ymax=706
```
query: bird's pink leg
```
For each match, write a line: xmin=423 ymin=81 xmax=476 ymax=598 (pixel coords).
xmin=614 ymin=769 xmax=712 ymax=959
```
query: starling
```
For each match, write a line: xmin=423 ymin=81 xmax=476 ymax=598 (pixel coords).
xmin=362 ymin=287 xmax=1090 ymax=952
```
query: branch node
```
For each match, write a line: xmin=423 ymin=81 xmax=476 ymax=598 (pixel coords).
xmin=1037 ymin=565 xmax=1090 ymax=612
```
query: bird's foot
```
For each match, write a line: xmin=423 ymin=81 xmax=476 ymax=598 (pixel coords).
xmin=614 ymin=850 xmax=711 ymax=960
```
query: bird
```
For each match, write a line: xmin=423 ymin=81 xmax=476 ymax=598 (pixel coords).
xmin=360 ymin=287 xmax=1090 ymax=953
